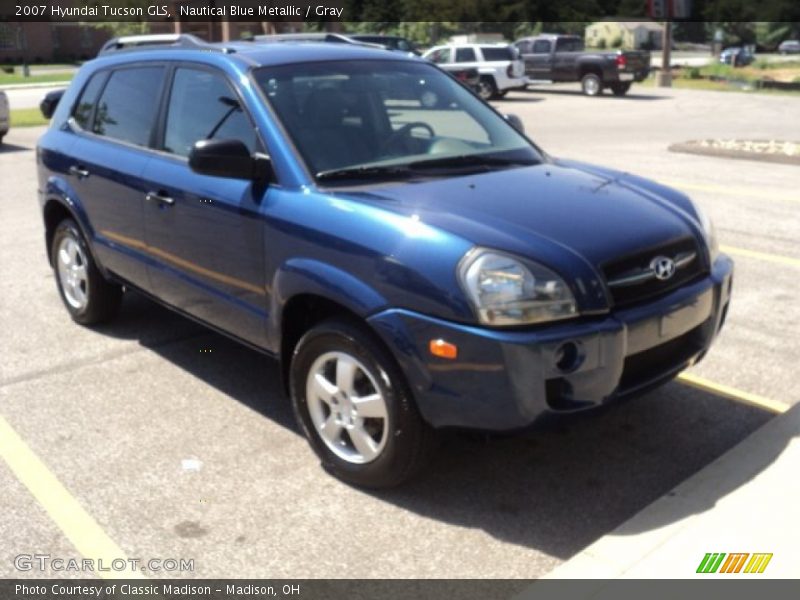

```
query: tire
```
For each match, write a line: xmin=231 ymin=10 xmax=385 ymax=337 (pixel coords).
xmin=581 ymin=72 xmax=603 ymax=96
xmin=290 ymin=318 xmax=436 ymax=488
xmin=477 ymin=76 xmax=499 ymax=101
xmin=610 ymin=82 xmax=631 ymax=96
xmin=51 ymin=218 xmax=122 ymax=325
xmin=496 ymin=89 xmax=509 ymax=98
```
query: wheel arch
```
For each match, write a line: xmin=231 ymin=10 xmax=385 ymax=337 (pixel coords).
xmin=579 ymin=62 xmax=604 ymax=79
xmin=42 ymin=196 xmax=101 ymax=271
xmin=270 ymin=259 xmax=393 ymax=394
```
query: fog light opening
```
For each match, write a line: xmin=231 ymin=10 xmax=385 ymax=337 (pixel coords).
xmin=555 ymin=341 xmax=580 ymax=373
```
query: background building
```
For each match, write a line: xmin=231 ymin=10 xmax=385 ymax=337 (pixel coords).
xmin=585 ymin=21 xmax=664 ymax=50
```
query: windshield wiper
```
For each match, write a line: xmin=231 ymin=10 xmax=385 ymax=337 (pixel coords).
xmin=408 ymin=154 xmax=538 ymax=171
xmin=316 ymin=164 xmax=414 ymax=182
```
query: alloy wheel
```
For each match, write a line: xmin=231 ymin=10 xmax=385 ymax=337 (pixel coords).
xmin=56 ymin=236 xmax=89 ymax=310
xmin=305 ymin=351 xmax=389 ymax=464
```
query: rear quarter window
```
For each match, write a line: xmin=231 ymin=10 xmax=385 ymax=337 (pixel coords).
xmin=454 ymin=47 xmax=477 ymax=62
xmin=555 ymin=38 xmax=584 ymax=52
xmin=480 ymin=47 xmax=514 ymax=61
xmin=92 ymin=66 xmax=165 ymax=147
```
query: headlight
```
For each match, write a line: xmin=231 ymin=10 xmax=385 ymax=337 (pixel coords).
xmin=690 ymin=200 xmax=719 ymax=262
xmin=458 ymin=249 xmax=578 ymax=326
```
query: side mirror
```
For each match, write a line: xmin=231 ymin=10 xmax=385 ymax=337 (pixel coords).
xmin=504 ymin=113 xmax=525 ymax=134
xmin=40 ymin=88 xmax=65 ymax=119
xmin=189 ymin=139 xmax=270 ymax=181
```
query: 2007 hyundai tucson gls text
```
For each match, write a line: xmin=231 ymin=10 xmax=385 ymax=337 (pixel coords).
xmin=36 ymin=40 xmax=732 ymax=488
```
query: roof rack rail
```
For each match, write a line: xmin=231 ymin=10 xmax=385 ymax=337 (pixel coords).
xmin=252 ymin=32 xmax=386 ymax=51
xmin=98 ymin=33 xmax=234 ymax=56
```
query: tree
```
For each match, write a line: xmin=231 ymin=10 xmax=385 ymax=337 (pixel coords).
xmin=84 ymin=1 xmax=151 ymax=36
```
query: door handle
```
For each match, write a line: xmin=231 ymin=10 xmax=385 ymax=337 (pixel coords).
xmin=145 ymin=191 xmax=175 ymax=206
xmin=68 ymin=165 xmax=90 ymax=178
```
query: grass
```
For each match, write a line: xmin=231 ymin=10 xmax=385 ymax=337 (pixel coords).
xmin=641 ymin=76 xmax=800 ymax=95
xmin=10 ymin=108 xmax=49 ymax=127
xmin=753 ymin=59 xmax=800 ymax=70
xmin=0 ymin=72 xmax=73 ymax=85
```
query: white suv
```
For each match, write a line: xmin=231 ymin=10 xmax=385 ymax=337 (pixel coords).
xmin=0 ymin=90 xmax=9 ymax=144
xmin=423 ymin=43 xmax=526 ymax=100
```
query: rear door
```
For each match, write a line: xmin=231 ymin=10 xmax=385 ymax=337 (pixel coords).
xmin=141 ymin=64 xmax=268 ymax=347
xmin=66 ymin=65 xmax=166 ymax=291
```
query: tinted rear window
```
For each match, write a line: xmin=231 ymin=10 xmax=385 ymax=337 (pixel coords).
xmin=92 ymin=67 xmax=164 ymax=147
xmin=481 ymin=47 xmax=514 ymax=61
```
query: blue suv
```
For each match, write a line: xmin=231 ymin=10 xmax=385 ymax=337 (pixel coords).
xmin=37 ymin=40 xmax=732 ymax=487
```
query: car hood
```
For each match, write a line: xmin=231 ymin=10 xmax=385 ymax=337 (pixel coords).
xmin=336 ymin=161 xmax=700 ymax=272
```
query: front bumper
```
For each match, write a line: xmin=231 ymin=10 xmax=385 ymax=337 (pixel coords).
xmin=368 ymin=255 xmax=733 ymax=431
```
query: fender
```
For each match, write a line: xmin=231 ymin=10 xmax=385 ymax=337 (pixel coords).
xmin=267 ymin=258 xmax=390 ymax=352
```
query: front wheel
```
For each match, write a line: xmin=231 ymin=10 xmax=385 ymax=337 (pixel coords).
xmin=610 ymin=82 xmax=631 ymax=96
xmin=51 ymin=218 xmax=122 ymax=325
xmin=290 ymin=318 xmax=436 ymax=488
xmin=581 ymin=72 xmax=603 ymax=96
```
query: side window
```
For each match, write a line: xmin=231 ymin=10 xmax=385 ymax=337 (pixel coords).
xmin=532 ymin=40 xmax=552 ymax=54
xmin=556 ymin=38 xmax=584 ymax=52
xmin=71 ymin=72 xmax=107 ymax=130
xmin=93 ymin=67 xmax=164 ymax=147
xmin=428 ymin=48 xmax=451 ymax=64
xmin=454 ymin=47 xmax=477 ymax=63
xmin=515 ymin=41 xmax=531 ymax=54
xmin=163 ymin=68 xmax=256 ymax=158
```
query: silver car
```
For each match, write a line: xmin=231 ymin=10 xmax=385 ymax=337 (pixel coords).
xmin=0 ymin=90 xmax=9 ymax=144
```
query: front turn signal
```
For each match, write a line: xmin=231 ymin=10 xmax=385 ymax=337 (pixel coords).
xmin=429 ymin=339 xmax=458 ymax=360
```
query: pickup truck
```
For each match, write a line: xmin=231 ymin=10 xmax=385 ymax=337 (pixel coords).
xmin=514 ymin=34 xmax=650 ymax=96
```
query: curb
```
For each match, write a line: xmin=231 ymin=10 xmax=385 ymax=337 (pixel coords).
xmin=543 ymin=401 xmax=799 ymax=579
xmin=669 ymin=142 xmax=800 ymax=166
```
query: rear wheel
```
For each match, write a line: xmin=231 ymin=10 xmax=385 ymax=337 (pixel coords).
xmin=611 ymin=82 xmax=631 ymax=96
xmin=290 ymin=318 xmax=436 ymax=488
xmin=477 ymin=76 xmax=498 ymax=101
xmin=51 ymin=218 xmax=122 ymax=325
xmin=581 ymin=72 xmax=603 ymax=96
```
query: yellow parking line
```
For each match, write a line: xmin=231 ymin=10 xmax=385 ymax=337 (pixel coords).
xmin=677 ymin=373 xmax=790 ymax=414
xmin=720 ymin=244 xmax=800 ymax=268
xmin=660 ymin=180 xmax=800 ymax=204
xmin=0 ymin=415 xmax=144 ymax=579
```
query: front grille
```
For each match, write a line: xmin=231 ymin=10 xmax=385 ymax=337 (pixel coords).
xmin=602 ymin=237 xmax=706 ymax=309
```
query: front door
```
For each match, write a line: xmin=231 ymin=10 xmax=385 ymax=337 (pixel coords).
xmin=142 ymin=65 xmax=268 ymax=347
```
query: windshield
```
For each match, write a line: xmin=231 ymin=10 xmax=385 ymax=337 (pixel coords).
xmin=254 ymin=60 xmax=541 ymax=182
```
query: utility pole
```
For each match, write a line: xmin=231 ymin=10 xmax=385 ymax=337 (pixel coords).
xmin=650 ymin=0 xmax=673 ymax=87
xmin=658 ymin=20 xmax=672 ymax=86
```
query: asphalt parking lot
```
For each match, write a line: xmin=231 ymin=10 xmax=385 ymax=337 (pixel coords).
xmin=1 ymin=83 xmax=798 ymax=579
